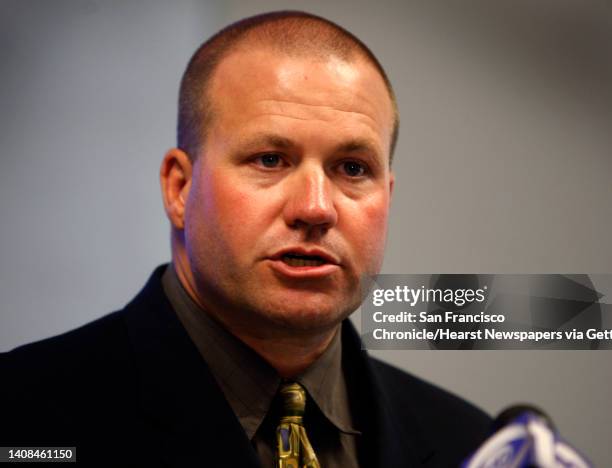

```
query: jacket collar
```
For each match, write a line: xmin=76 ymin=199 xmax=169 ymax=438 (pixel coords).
xmin=342 ymin=320 xmax=434 ymax=466
xmin=123 ymin=265 xmax=261 ymax=468
xmin=123 ymin=265 xmax=433 ymax=467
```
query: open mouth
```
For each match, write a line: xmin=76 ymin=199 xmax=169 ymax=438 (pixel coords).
xmin=281 ymin=253 xmax=327 ymax=267
xmin=269 ymin=248 xmax=338 ymax=278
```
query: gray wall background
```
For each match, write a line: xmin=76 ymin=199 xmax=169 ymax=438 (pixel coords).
xmin=1 ymin=0 xmax=611 ymax=464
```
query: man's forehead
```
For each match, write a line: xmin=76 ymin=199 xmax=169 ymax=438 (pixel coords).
xmin=206 ymin=46 xmax=395 ymax=151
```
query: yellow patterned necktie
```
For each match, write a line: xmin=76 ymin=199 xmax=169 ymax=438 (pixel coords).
xmin=276 ymin=382 xmax=321 ymax=468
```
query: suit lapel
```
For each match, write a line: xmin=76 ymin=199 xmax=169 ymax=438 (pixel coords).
xmin=122 ymin=267 xmax=261 ymax=468
xmin=121 ymin=268 xmax=435 ymax=467
xmin=343 ymin=321 xmax=433 ymax=467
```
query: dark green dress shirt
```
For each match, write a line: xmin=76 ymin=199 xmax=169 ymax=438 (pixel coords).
xmin=162 ymin=264 xmax=361 ymax=467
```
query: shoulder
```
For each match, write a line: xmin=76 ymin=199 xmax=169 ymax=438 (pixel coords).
xmin=3 ymin=310 xmax=132 ymax=387
xmin=0 ymin=310 xmax=140 ymax=454
xmin=369 ymin=356 xmax=491 ymax=462
xmin=2 ymin=310 xmax=136 ymax=414
xmin=2 ymin=265 xmax=170 ymax=386
xmin=370 ymin=357 xmax=489 ymax=422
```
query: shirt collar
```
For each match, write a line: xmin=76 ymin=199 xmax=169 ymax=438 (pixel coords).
xmin=162 ymin=263 xmax=360 ymax=438
xmin=296 ymin=328 xmax=361 ymax=435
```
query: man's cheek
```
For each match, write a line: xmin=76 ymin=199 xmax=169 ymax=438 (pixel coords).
xmin=357 ymin=201 xmax=390 ymax=267
xmin=352 ymin=195 xmax=390 ymax=235
xmin=208 ymin=182 xmax=255 ymax=226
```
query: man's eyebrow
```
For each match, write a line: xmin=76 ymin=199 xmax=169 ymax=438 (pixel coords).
xmin=238 ymin=134 xmax=384 ymax=159
xmin=239 ymin=133 xmax=296 ymax=149
xmin=333 ymin=139 xmax=381 ymax=155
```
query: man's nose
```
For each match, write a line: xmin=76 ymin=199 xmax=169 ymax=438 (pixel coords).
xmin=282 ymin=164 xmax=338 ymax=233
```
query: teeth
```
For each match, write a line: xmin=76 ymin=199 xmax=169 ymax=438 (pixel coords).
xmin=282 ymin=255 xmax=326 ymax=267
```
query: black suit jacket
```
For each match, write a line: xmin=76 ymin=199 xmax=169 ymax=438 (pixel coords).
xmin=2 ymin=266 xmax=490 ymax=467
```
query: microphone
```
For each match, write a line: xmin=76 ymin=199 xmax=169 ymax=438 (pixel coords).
xmin=461 ymin=405 xmax=592 ymax=468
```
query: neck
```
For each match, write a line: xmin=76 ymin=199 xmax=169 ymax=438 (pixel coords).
xmin=170 ymin=248 xmax=339 ymax=378
xmin=236 ymin=327 xmax=338 ymax=378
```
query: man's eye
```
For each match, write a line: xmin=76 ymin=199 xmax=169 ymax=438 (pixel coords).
xmin=256 ymin=153 xmax=283 ymax=168
xmin=341 ymin=160 xmax=367 ymax=177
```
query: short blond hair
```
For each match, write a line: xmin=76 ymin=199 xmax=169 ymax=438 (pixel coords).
xmin=177 ymin=11 xmax=399 ymax=163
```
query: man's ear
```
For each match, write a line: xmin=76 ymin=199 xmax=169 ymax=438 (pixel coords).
xmin=160 ymin=148 xmax=193 ymax=230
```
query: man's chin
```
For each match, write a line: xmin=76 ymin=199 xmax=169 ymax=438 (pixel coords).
xmin=252 ymin=296 xmax=358 ymax=333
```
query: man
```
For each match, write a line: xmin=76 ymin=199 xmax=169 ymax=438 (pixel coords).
xmin=2 ymin=11 xmax=490 ymax=467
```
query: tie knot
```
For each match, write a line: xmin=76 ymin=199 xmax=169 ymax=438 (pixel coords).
xmin=276 ymin=382 xmax=321 ymax=468
xmin=279 ymin=382 xmax=306 ymax=418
